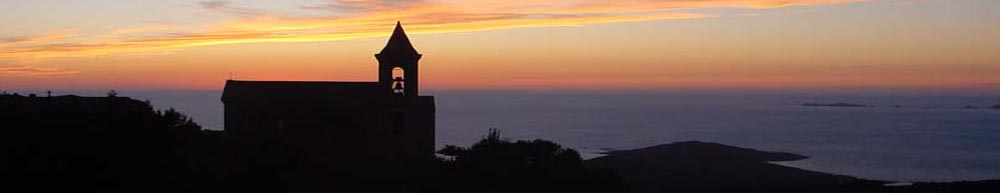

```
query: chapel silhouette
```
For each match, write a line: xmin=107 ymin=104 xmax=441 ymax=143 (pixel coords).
xmin=220 ymin=22 xmax=435 ymax=188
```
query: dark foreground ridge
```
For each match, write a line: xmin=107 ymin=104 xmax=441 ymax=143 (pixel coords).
xmin=3 ymin=93 xmax=999 ymax=193
xmin=0 ymin=94 xmax=626 ymax=193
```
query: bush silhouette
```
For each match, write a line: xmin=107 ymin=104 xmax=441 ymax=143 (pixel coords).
xmin=437 ymin=128 xmax=631 ymax=193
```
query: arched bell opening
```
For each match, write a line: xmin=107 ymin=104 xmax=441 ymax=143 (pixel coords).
xmin=392 ymin=67 xmax=405 ymax=95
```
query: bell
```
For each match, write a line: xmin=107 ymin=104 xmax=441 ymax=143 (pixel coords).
xmin=393 ymin=82 xmax=404 ymax=90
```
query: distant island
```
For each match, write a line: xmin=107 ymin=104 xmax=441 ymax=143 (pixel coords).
xmin=992 ymin=104 xmax=1000 ymax=110
xmin=801 ymin=102 xmax=873 ymax=108
xmin=586 ymin=141 xmax=874 ymax=193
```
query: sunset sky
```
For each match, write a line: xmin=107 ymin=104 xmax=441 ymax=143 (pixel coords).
xmin=0 ymin=0 xmax=997 ymax=90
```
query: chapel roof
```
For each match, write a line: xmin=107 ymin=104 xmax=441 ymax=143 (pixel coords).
xmin=222 ymin=80 xmax=381 ymax=101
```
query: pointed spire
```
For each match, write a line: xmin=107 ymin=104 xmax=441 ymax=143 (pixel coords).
xmin=378 ymin=21 xmax=420 ymax=57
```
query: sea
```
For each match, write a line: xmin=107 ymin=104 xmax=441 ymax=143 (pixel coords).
xmin=11 ymin=89 xmax=1000 ymax=182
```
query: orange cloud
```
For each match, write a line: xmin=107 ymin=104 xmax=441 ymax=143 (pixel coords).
xmin=0 ymin=66 xmax=77 ymax=76
xmin=0 ymin=0 xmax=872 ymax=60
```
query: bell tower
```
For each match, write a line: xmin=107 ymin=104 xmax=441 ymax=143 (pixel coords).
xmin=376 ymin=21 xmax=422 ymax=97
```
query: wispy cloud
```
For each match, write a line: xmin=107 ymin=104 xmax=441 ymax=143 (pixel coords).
xmin=0 ymin=31 xmax=76 ymax=47
xmin=0 ymin=0 xmax=873 ymax=60
xmin=0 ymin=66 xmax=77 ymax=76
xmin=300 ymin=0 xmax=428 ymax=13
xmin=198 ymin=0 xmax=229 ymax=9
xmin=198 ymin=0 xmax=262 ymax=16
xmin=108 ymin=23 xmax=173 ymax=37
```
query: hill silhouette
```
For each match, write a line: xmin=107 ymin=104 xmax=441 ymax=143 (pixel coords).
xmin=1 ymin=94 xmax=222 ymax=192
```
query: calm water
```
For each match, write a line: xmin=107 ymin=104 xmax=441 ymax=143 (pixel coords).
xmin=16 ymin=89 xmax=1000 ymax=182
